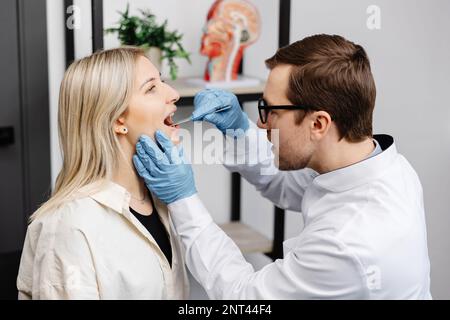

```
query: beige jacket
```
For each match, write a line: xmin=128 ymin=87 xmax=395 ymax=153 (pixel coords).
xmin=17 ymin=181 xmax=189 ymax=299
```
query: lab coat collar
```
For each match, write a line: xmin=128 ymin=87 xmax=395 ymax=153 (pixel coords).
xmin=312 ymin=134 xmax=397 ymax=192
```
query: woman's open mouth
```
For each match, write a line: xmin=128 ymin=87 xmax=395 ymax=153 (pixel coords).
xmin=162 ymin=112 xmax=181 ymax=145
xmin=164 ymin=113 xmax=179 ymax=129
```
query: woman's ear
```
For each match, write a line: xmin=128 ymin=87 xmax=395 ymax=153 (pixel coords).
xmin=115 ymin=117 xmax=128 ymax=135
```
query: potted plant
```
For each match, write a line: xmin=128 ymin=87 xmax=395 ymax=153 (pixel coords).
xmin=105 ymin=4 xmax=191 ymax=80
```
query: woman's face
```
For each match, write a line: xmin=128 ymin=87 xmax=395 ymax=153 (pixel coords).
xmin=120 ymin=56 xmax=180 ymax=146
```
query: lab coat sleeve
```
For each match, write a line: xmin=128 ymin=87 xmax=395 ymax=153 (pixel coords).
xmin=222 ymin=121 xmax=315 ymax=212
xmin=169 ymin=194 xmax=367 ymax=299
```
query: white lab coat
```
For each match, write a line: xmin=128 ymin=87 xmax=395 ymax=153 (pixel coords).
xmin=168 ymin=122 xmax=431 ymax=299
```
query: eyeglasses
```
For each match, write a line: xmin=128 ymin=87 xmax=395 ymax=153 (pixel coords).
xmin=257 ymin=98 xmax=315 ymax=124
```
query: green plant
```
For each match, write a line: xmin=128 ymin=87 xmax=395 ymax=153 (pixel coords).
xmin=105 ymin=4 xmax=191 ymax=80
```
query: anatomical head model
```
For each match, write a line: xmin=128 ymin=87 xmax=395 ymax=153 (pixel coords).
xmin=201 ymin=0 xmax=260 ymax=82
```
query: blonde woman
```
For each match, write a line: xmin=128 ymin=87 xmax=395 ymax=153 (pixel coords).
xmin=16 ymin=47 xmax=189 ymax=299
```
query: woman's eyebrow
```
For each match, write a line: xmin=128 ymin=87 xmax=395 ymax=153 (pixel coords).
xmin=139 ymin=73 xmax=161 ymax=89
xmin=140 ymin=77 xmax=156 ymax=89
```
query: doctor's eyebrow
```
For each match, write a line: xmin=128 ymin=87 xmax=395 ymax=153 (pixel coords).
xmin=140 ymin=72 xmax=162 ymax=89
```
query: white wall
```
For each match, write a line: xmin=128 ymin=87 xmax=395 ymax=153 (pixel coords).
xmin=47 ymin=0 xmax=94 ymax=184
xmin=290 ymin=0 xmax=450 ymax=299
xmin=46 ymin=0 xmax=65 ymax=185
xmin=73 ymin=0 xmax=93 ymax=59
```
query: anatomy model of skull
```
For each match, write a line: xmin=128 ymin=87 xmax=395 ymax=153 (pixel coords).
xmin=200 ymin=0 xmax=260 ymax=82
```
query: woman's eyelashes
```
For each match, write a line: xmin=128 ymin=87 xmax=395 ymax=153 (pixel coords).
xmin=145 ymin=79 xmax=165 ymax=94
xmin=146 ymin=85 xmax=156 ymax=94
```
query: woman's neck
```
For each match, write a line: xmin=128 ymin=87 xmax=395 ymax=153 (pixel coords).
xmin=113 ymin=159 xmax=146 ymax=199
xmin=112 ymin=141 xmax=146 ymax=200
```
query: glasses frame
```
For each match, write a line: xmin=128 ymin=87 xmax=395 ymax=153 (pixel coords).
xmin=257 ymin=98 xmax=316 ymax=124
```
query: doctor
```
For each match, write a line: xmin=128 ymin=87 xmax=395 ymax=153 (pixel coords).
xmin=133 ymin=34 xmax=431 ymax=299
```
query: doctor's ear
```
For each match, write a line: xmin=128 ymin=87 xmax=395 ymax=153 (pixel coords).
xmin=310 ymin=111 xmax=332 ymax=140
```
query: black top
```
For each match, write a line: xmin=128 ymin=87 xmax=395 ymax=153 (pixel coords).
xmin=130 ymin=198 xmax=172 ymax=267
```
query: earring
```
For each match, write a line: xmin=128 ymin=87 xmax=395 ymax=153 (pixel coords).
xmin=122 ymin=127 xmax=128 ymax=134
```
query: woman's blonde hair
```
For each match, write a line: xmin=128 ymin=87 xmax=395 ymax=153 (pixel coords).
xmin=31 ymin=46 xmax=145 ymax=220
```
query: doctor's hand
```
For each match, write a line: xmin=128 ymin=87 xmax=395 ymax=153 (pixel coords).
xmin=133 ymin=131 xmax=197 ymax=205
xmin=192 ymin=88 xmax=249 ymax=137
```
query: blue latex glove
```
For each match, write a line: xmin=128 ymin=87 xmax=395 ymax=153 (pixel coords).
xmin=133 ymin=130 xmax=197 ymax=205
xmin=192 ymin=88 xmax=249 ymax=137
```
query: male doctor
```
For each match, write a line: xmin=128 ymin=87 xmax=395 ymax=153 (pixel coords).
xmin=133 ymin=34 xmax=431 ymax=299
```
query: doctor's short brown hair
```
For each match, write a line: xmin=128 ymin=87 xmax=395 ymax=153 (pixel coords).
xmin=265 ymin=34 xmax=376 ymax=142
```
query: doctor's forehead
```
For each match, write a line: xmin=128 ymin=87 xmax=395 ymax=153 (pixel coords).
xmin=265 ymin=65 xmax=292 ymax=103
xmin=262 ymin=92 xmax=275 ymax=105
xmin=263 ymin=86 xmax=285 ymax=105
xmin=263 ymin=83 xmax=288 ymax=105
